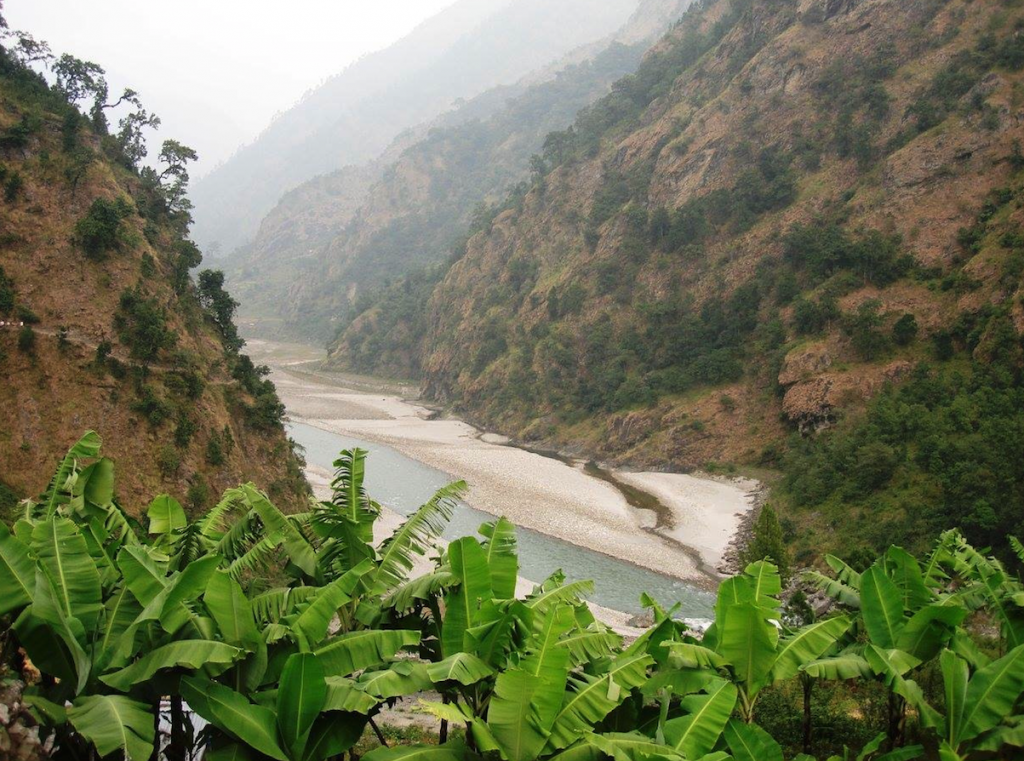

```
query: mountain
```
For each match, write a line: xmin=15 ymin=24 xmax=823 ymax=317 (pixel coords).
xmin=226 ymin=0 xmax=696 ymax=342
xmin=0 ymin=39 xmax=307 ymax=517
xmin=189 ymin=0 xmax=640 ymax=255
xmin=328 ymin=0 xmax=1024 ymax=560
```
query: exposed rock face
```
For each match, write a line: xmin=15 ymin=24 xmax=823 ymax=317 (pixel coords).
xmin=778 ymin=343 xmax=833 ymax=387
xmin=783 ymin=377 xmax=838 ymax=434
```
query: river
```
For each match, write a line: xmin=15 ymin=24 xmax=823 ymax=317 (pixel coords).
xmin=247 ymin=340 xmax=753 ymax=621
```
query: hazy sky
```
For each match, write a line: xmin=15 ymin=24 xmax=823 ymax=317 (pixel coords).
xmin=5 ymin=0 xmax=458 ymax=176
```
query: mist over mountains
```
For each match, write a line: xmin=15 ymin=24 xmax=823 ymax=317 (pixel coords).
xmin=190 ymin=0 xmax=642 ymax=255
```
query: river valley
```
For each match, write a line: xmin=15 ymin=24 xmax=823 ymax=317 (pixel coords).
xmin=247 ymin=340 xmax=762 ymax=624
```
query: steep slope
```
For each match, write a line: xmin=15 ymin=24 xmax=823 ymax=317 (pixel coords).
xmin=330 ymin=0 xmax=1024 ymax=559
xmin=228 ymin=0 xmax=695 ymax=343
xmin=190 ymin=0 xmax=639 ymax=254
xmin=0 ymin=38 xmax=307 ymax=517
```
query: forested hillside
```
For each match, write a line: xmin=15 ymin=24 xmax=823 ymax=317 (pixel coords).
xmin=227 ymin=0 xmax=696 ymax=343
xmin=190 ymin=0 xmax=640 ymax=255
xmin=0 ymin=25 xmax=307 ymax=517
xmin=329 ymin=0 xmax=1024 ymax=562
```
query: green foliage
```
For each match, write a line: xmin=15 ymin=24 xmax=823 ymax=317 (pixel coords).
xmin=0 ymin=265 xmax=15 ymax=314
xmin=8 ymin=433 xmax=1024 ymax=761
xmin=174 ymin=411 xmax=197 ymax=449
xmin=842 ymin=301 xmax=891 ymax=361
xmin=206 ymin=433 xmax=225 ymax=466
xmin=74 ymin=196 xmax=133 ymax=260
xmin=198 ymin=269 xmax=241 ymax=350
xmin=782 ymin=223 xmax=912 ymax=288
xmin=16 ymin=324 xmax=34 ymax=353
xmin=114 ymin=288 xmax=177 ymax=362
xmin=741 ymin=507 xmax=791 ymax=582
xmin=3 ymin=168 xmax=23 ymax=201
xmin=892 ymin=314 xmax=918 ymax=347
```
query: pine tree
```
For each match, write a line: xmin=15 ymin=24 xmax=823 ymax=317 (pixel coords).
xmin=741 ymin=505 xmax=790 ymax=582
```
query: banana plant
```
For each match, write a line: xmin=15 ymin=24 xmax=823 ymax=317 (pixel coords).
xmin=0 ymin=434 xmax=255 ymax=760
xmin=916 ymin=646 xmax=1024 ymax=759
xmin=672 ymin=560 xmax=852 ymax=725
xmin=805 ymin=543 xmax=976 ymax=749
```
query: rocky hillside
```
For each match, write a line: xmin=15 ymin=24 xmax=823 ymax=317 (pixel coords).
xmin=228 ymin=0 xmax=696 ymax=343
xmin=330 ymin=0 xmax=1024 ymax=561
xmin=0 ymin=34 xmax=307 ymax=518
xmin=190 ymin=0 xmax=640 ymax=255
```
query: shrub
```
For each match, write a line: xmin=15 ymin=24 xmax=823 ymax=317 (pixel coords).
xmin=16 ymin=325 xmax=34 ymax=353
xmin=75 ymin=197 xmax=132 ymax=259
xmin=205 ymin=435 xmax=225 ymax=466
xmin=4 ymin=170 xmax=23 ymax=201
xmin=0 ymin=266 xmax=14 ymax=314
xmin=186 ymin=474 xmax=210 ymax=511
xmin=114 ymin=289 xmax=176 ymax=361
xmin=843 ymin=301 xmax=890 ymax=360
xmin=0 ymin=479 xmax=20 ymax=523
xmin=157 ymin=444 xmax=181 ymax=478
xmin=174 ymin=411 xmax=197 ymax=449
xmin=892 ymin=313 xmax=919 ymax=346
xmin=131 ymin=385 xmax=172 ymax=427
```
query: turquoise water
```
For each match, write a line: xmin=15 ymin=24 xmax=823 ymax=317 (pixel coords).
xmin=288 ymin=421 xmax=715 ymax=619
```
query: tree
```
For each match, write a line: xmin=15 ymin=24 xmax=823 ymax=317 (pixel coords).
xmin=52 ymin=54 xmax=106 ymax=111
xmin=197 ymin=269 xmax=240 ymax=348
xmin=75 ymin=197 xmax=131 ymax=259
xmin=741 ymin=506 xmax=790 ymax=581
xmin=892 ymin=313 xmax=918 ymax=346
xmin=155 ymin=139 xmax=198 ymax=225
xmin=116 ymin=108 xmax=161 ymax=168
xmin=0 ymin=27 xmax=52 ymax=66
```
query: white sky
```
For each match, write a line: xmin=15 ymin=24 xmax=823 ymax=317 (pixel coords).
xmin=5 ymin=0 xmax=458 ymax=176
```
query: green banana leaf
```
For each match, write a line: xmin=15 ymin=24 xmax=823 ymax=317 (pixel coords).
xmin=427 ymin=652 xmax=496 ymax=686
xmin=859 ymin=565 xmax=906 ymax=649
xmin=205 ymin=570 xmax=261 ymax=647
xmin=181 ymin=676 xmax=287 ymax=761
xmin=31 ymin=517 xmax=103 ymax=630
xmin=545 ymin=653 xmax=653 ymax=751
xmin=67 ymin=694 xmax=154 ymax=761
xmin=290 ymin=559 xmax=375 ymax=649
xmin=488 ymin=668 xmax=559 ymax=761
xmin=895 ymin=604 xmax=966 ymax=661
xmin=146 ymin=494 xmax=187 ymax=538
xmin=481 ymin=518 xmax=519 ymax=600
xmin=278 ymin=652 xmax=327 ymax=757
xmin=374 ymin=482 xmax=463 ymax=591
xmin=443 ymin=537 xmax=493 ymax=657
xmin=240 ymin=484 xmax=317 ymax=576
xmin=802 ymin=653 xmax=873 ymax=681
xmin=662 ymin=678 xmax=738 ymax=759
xmin=315 ymin=629 xmax=421 ymax=675
xmin=117 ymin=544 xmax=169 ymax=605
xmin=723 ymin=719 xmax=783 ymax=761
xmin=100 ymin=639 xmax=242 ymax=690
xmin=362 ymin=744 xmax=470 ymax=761
xmin=0 ymin=521 xmax=34 ymax=615
xmin=771 ymin=616 xmax=852 ymax=683
xmin=323 ymin=676 xmax=380 ymax=713
xmin=959 ymin=643 xmax=1024 ymax=744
